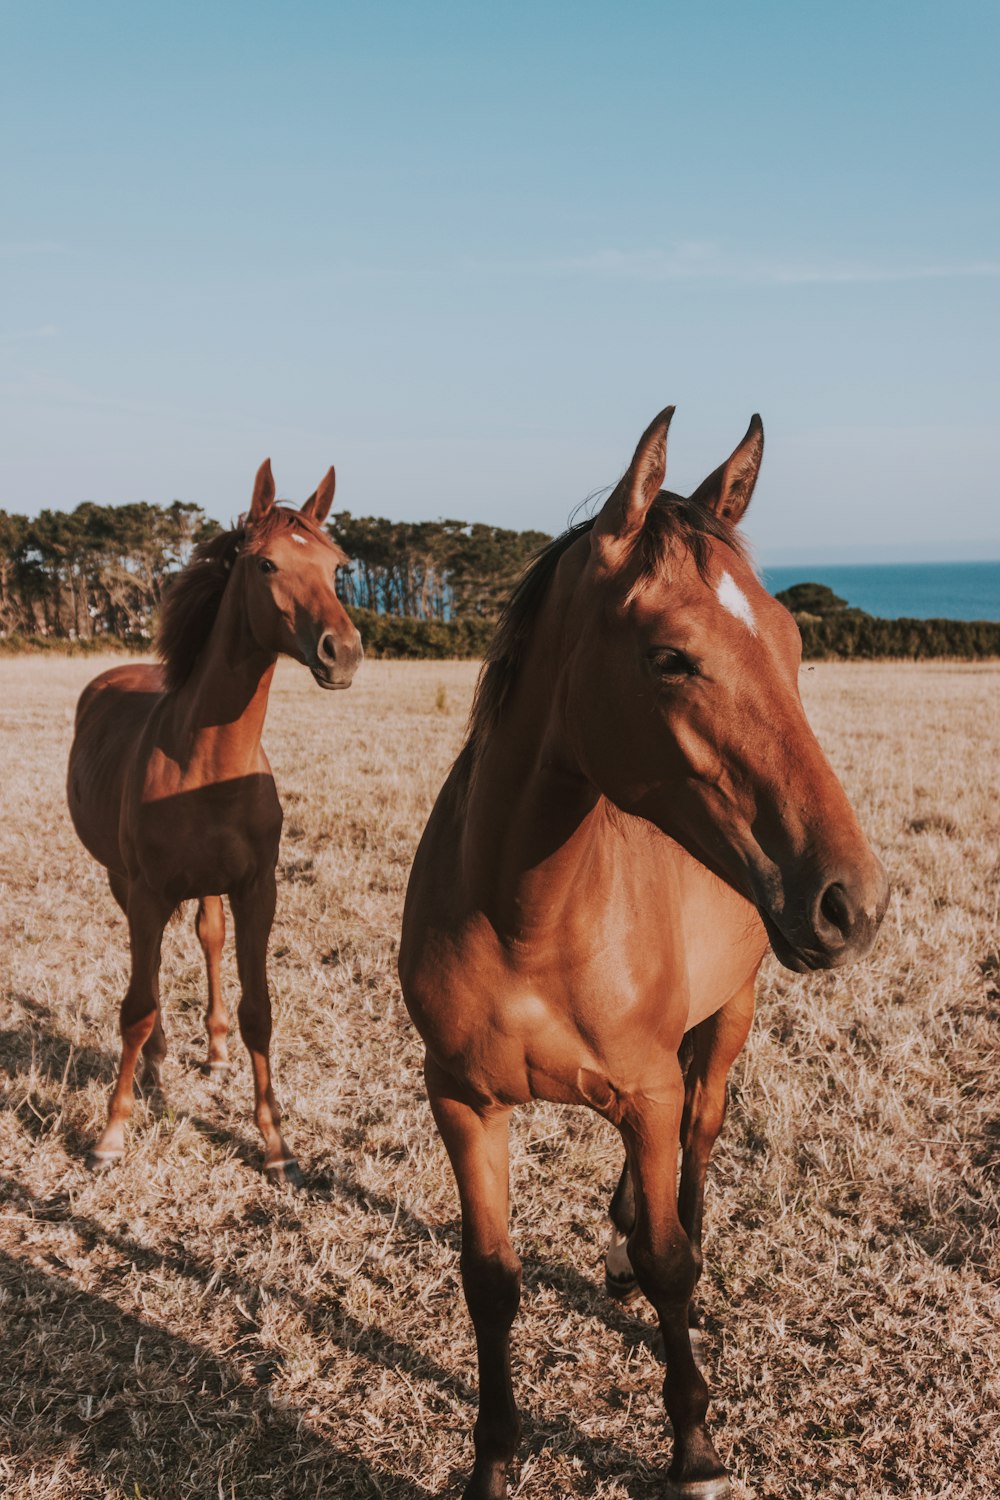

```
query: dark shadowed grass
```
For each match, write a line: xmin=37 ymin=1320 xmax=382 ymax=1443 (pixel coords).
xmin=1 ymin=656 xmax=998 ymax=1498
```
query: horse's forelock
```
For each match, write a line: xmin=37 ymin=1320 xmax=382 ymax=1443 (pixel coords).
xmin=464 ymin=495 xmax=751 ymax=757
xmin=242 ymin=505 xmax=348 ymax=564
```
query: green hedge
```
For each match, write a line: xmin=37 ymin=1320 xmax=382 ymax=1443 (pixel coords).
xmin=793 ymin=610 xmax=1000 ymax=660
xmin=342 ymin=607 xmax=493 ymax=659
xmin=346 ymin=606 xmax=1000 ymax=661
xmin=2 ymin=608 xmax=997 ymax=662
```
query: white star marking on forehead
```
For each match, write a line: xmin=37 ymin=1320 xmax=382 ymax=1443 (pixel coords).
xmin=716 ymin=571 xmax=757 ymax=633
xmin=291 ymin=533 xmax=308 ymax=546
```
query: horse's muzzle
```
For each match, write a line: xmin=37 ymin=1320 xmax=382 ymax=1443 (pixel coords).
xmin=763 ymin=857 xmax=890 ymax=972
xmin=310 ymin=627 xmax=364 ymax=690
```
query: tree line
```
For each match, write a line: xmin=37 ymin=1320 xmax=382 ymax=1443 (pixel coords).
xmin=773 ymin=583 xmax=1000 ymax=660
xmin=0 ymin=502 xmax=209 ymax=641
xmin=0 ymin=499 xmax=549 ymax=643
xmin=328 ymin=513 xmax=550 ymax=620
xmin=0 ymin=499 xmax=996 ymax=659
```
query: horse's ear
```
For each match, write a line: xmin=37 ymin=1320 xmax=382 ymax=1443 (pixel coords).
xmin=592 ymin=405 xmax=675 ymax=551
xmin=300 ymin=466 xmax=336 ymax=526
xmin=248 ymin=459 xmax=276 ymax=523
xmin=690 ymin=414 xmax=764 ymax=524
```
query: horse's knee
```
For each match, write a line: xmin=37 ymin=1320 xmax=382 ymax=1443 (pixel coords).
xmin=462 ymin=1244 xmax=521 ymax=1330
xmin=120 ymin=999 xmax=158 ymax=1047
xmin=237 ymin=997 xmax=271 ymax=1052
xmin=630 ymin=1232 xmax=699 ymax=1309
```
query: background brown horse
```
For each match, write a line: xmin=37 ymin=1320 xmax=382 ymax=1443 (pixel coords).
xmin=399 ymin=407 xmax=889 ymax=1499
xmin=67 ymin=460 xmax=362 ymax=1183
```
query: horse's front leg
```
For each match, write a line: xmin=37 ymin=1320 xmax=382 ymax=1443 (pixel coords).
xmin=229 ymin=874 xmax=301 ymax=1186
xmin=88 ymin=881 xmax=172 ymax=1170
xmin=106 ymin=868 xmax=167 ymax=1093
xmin=606 ymin=984 xmax=754 ymax=1328
xmin=426 ymin=1054 xmax=521 ymax=1500
xmin=621 ymin=1064 xmax=731 ymax=1499
xmin=677 ymin=984 xmax=755 ymax=1300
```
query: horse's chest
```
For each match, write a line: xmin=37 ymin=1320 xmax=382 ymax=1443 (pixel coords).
xmin=415 ymin=931 xmax=685 ymax=1110
xmin=126 ymin=778 xmax=282 ymax=899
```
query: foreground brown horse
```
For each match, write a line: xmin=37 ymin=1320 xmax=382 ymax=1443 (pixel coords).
xmin=399 ymin=408 xmax=889 ymax=1498
xmin=68 ymin=460 xmax=362 ymax=1182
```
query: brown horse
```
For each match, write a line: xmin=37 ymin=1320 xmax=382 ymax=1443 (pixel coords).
xmin=67 ymin=460 xmax=362 ymax=1184
xmin=399 ymin=408 xmax=889 ymax=1499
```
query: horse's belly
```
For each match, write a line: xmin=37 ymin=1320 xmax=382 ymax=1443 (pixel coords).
xmin=67 ymin=739 xmax=130 ymax=873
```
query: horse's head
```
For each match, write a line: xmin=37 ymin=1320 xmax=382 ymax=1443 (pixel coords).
xmin=238 ymin=459 xmax=363 ymax=689
xmin=564 ymin=407 xmax=888 ymax=971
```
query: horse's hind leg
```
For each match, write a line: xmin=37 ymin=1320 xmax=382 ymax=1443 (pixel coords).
xmin=195 ymin=896 xmax=230 ymax=1073
xmin=89 ymin=881 xmax=171 ymax=1170
xmin=621 ymin=1070 xmax=730 ymax=1499
xmin=605 ymin=1159 xmax=640 ymax=1304
xmin=426 ymin=1054 xmax=521 ymax=1500
xmin=678 ymin=983 xmax=755 ymax=1314
xmin=107 ymin=870 xmax=167 ymax=1092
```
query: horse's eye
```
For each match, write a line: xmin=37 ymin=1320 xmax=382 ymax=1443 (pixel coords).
xmin=649 ymin=648 xmax=699 ymax=679
xmin=257 ymin=558 xmax=277 ymax=575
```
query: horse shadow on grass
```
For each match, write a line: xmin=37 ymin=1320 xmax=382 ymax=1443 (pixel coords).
xmin=2 ymin=993 xmax=668 ymax=1352
xmin=0 ymin=1243 xmax=437 ymax=1500
xmin=0 ymin=992 xmax=113 ymax=1086
xmin=2 ymin=1160 xmax=680 ymax=1499
xmin=0 ymin=993 xmax=116 ymax=1155
xmin=0 ymin=1005 xmax=694 ymax=1496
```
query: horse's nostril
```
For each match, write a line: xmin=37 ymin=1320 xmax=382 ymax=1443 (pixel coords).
xmin=818 ymin=881 xmax=853 ymax=940
xmin=319 ymin=632 xmax=337 ymax=662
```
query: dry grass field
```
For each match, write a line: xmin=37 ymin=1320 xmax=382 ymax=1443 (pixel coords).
xmin=1 ymin=654 xmax=998 ymax=1500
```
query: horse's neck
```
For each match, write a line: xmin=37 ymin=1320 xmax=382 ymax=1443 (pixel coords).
xmin=168 ymin=586 xmax=277 ymax=782
xmin=463 ymin=567 xmax=615 ymax=939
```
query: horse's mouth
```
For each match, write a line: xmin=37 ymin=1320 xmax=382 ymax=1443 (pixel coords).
xmin=760 ymin=908 xmax=833 ymax=973
xmin=310 ymin=667 xmax=352 ymax=691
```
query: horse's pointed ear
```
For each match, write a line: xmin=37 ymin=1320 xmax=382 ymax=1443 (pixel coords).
xmin=248 ymin=459 xmax=276 ymax=523
xmin=593 ymin=405 xmax=675 ymax=551
xmin=690 ymin=414 xmax=764 ymax=524
xmin=300 ymin=466 xmax=336 ymax=526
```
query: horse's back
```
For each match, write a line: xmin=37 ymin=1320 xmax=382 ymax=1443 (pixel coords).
xmin=73 ymin=661 xmax=164 ymax=727
xmin=68 ymin=661 xmax=165 ymax=872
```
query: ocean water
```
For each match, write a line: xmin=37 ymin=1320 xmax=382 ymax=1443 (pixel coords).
xmin=761 ymin=560 xmax=1000 ymax=622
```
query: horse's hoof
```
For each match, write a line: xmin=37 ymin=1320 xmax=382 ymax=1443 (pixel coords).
xmin=605 ymin=1267 xmax=643 ymax=1306
xmin=200 ymin=1059 xmax=232 ymax=1077
xmin=461 ymin=1461 xmax=509 ymax=1500
xmin=263 ymin=1157 xmax=304 ymax=1189
xmin=665 ymin=1477 xmax=731 ymax=1499
xmin=85 ymin=1148 xmax=122 ymax=1173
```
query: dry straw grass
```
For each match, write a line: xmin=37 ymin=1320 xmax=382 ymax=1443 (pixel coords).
xmin=1 ymin=655 xmax=998 ymax=1500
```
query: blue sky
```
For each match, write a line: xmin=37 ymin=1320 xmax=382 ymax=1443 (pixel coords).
xmin=2 ymin=1 xmax=997 ymax=562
